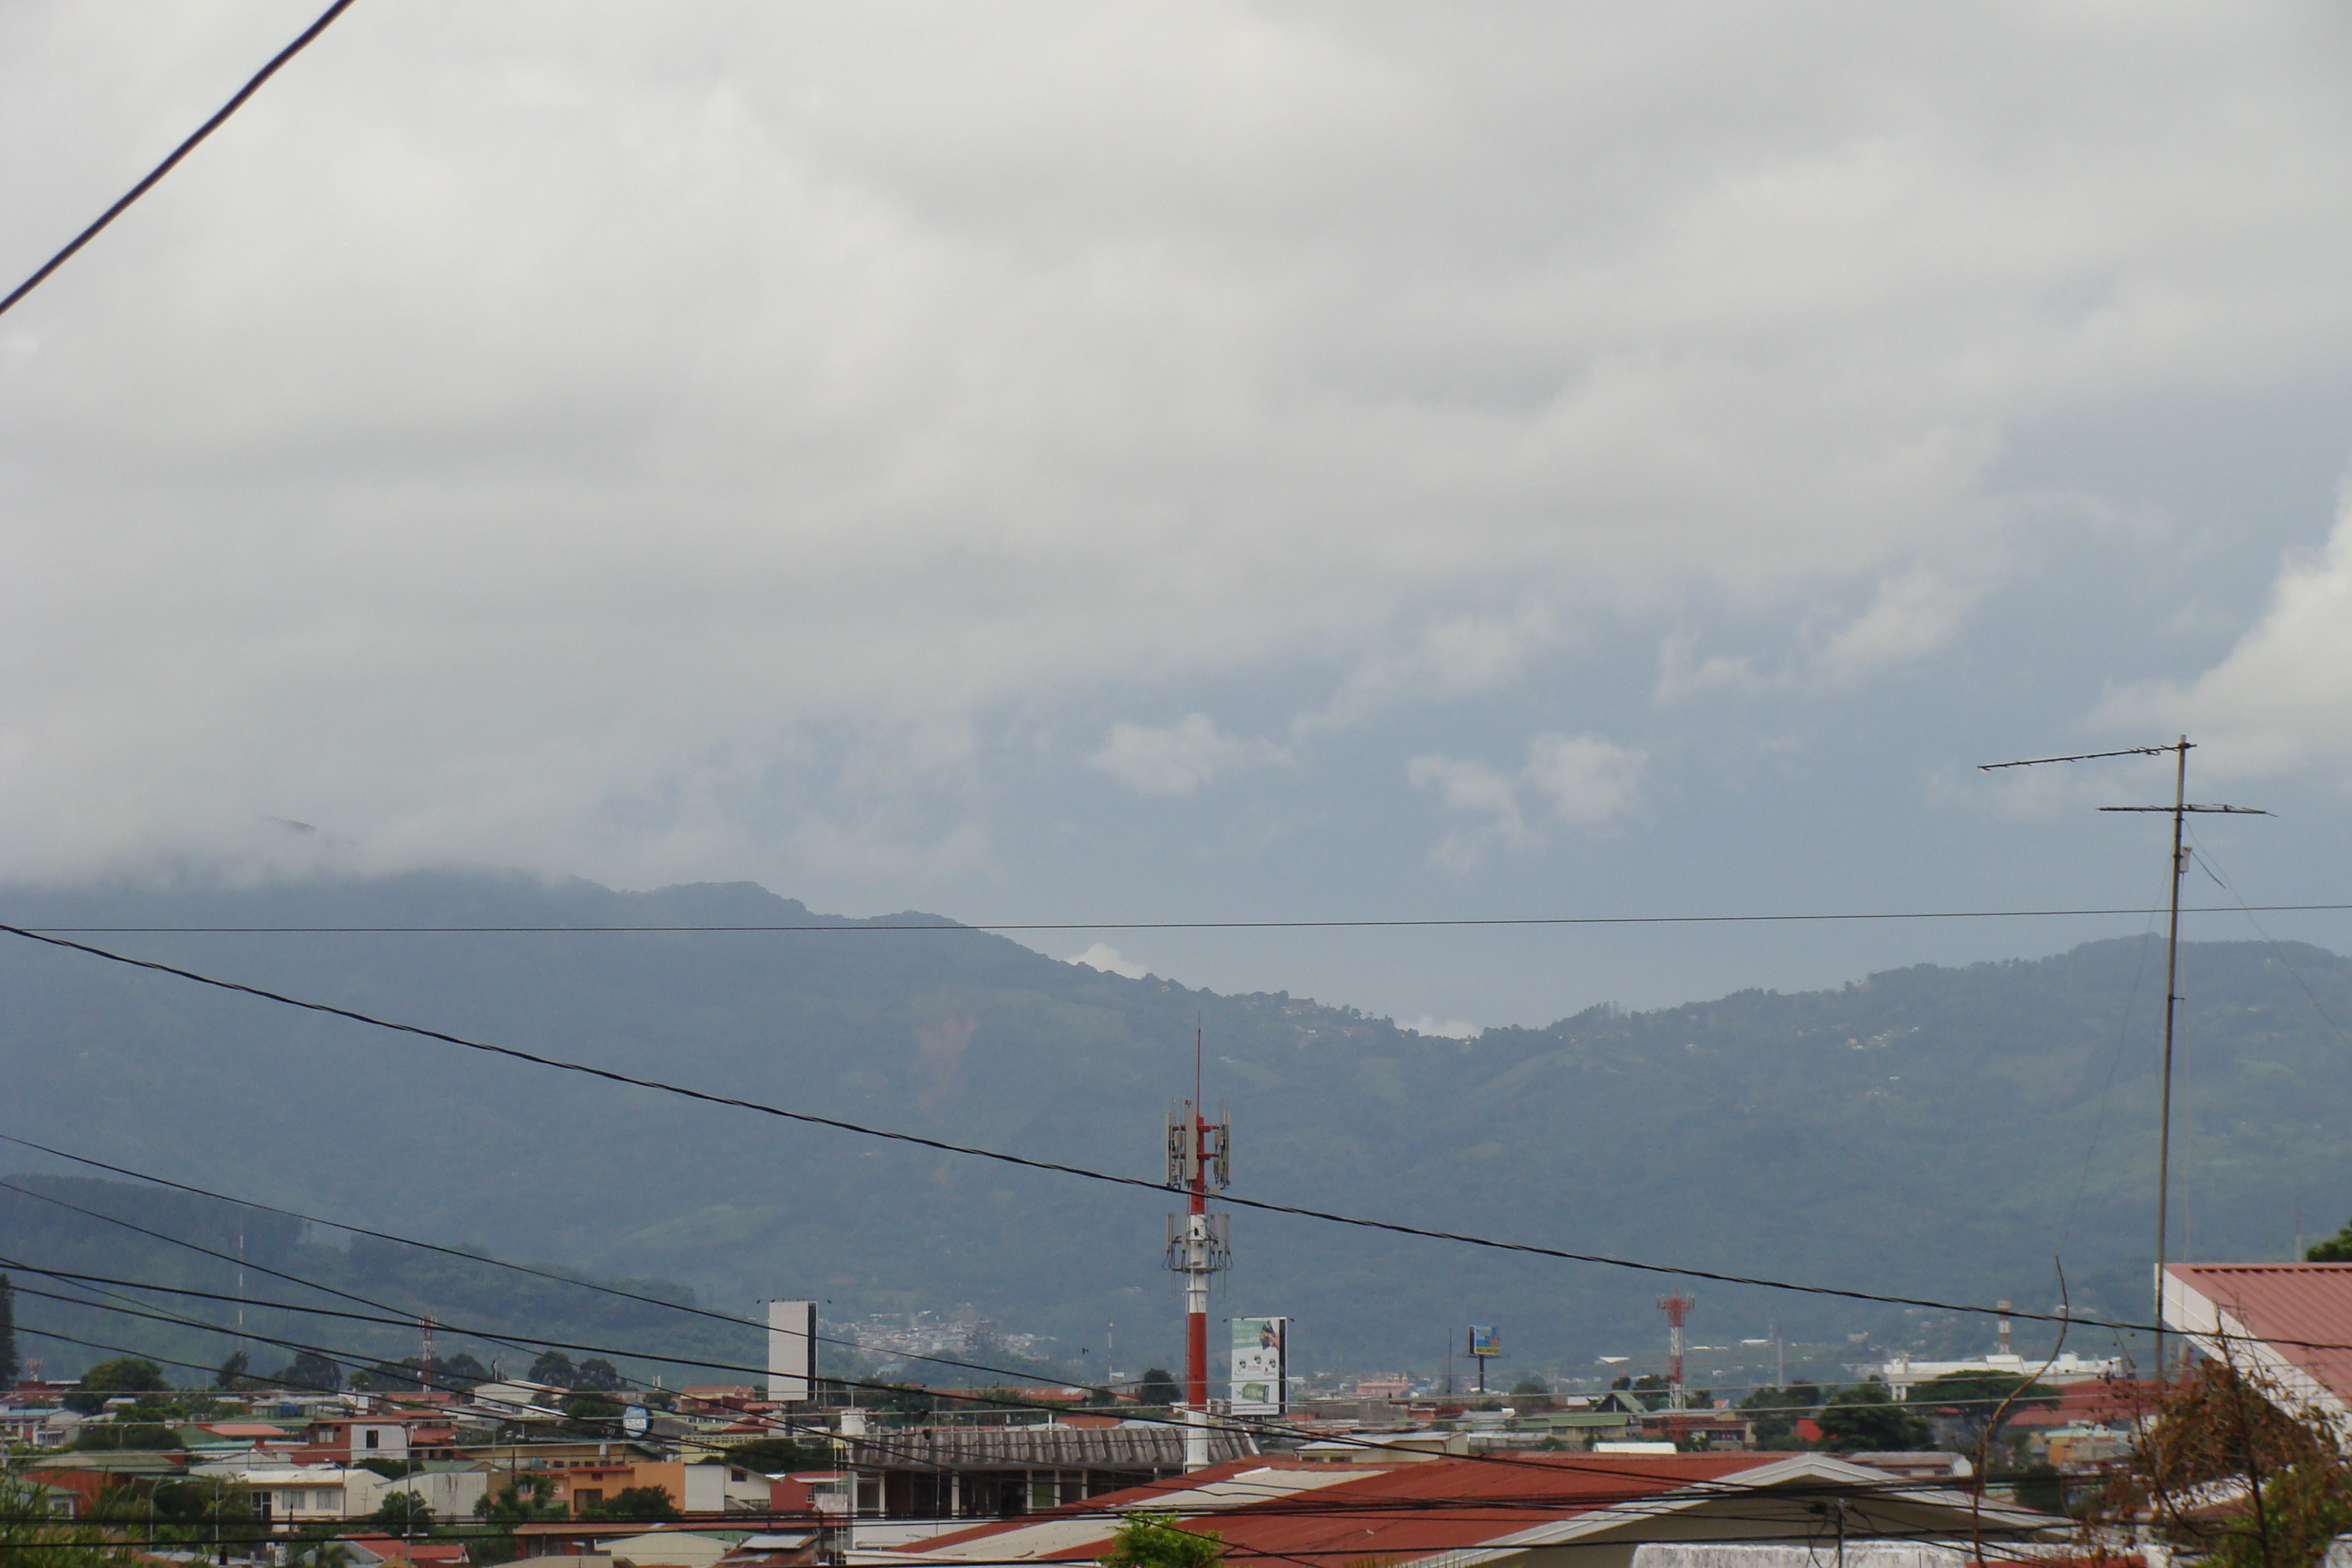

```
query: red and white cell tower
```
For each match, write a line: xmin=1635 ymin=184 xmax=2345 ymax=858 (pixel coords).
xmin=1164 ymin=1027 xmax=1231 ymax=1447
xmin=1657 ymin=1293 xmax=1695 ymax=1411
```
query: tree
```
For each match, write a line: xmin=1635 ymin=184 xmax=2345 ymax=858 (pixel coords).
xmin=721 ymin=1438 xmax=834 ymax=1474
xmin=572 ymin=1358 xmax=625 ymax=1392
xmin=1814 ymin=1380 xmax=1930 ymax=1453
xmin=1136 ymin=1368 xmax=1182 ymax=1407
xmin=527 ymin=1350 xmax=579 ymax=1388
xmin=1100 ymin=1511 xmax=1223 ymax=1568
xmin=65 ymin=1358 xmax=167 ymax=1414
xmin=0 ymin=1275 xmax=17 ymax=1390
xmin=438 ymin=1353 xmax=490 ymax=1390
xmin=1905 ymin=1369 xmax=2058 ymax=1453
xmin=3 ymin=1470 xmax=138 ymax=1568
xmin=1741 ymin=1383 xmax=1820 ymax=1449
xmin=215 ymin=1351 xmax=251 ymax=1391
xmin=2305 ymin=1216 xmax=2352 ymax=1262
xmin=370 ymin=1492 xmax=434 ymax=1533
xmin=596 ymin=1486 xmax=677 ymax=1523
xmin=2084 ymin=1354 xmax=2352 ymax=1568
xmin=270 ymin=1351 xmax=343 ymax=1392
xmin=562 ymin=1391 xmax=622 ymax=1433
xmin=1511 ymin=1376 xmax=1551 ymax=1396
xmin=471 ymin=1476 xmax=564 ymax=1567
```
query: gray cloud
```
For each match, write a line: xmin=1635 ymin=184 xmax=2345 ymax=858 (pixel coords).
xmin=6 ymin=1 xmax=2352 ymax=900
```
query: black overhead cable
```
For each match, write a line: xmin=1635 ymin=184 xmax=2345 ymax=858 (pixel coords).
xmin=0 ymin=0 xmax=361 ymax=319
xmin=0 ymin=1133 xmax=1141 ymax=1396
xmin=0 ymin=1162 xmax=1923 ymax=1418
xmin=8 ymin=1265 xmax=2019 ymax=1502
xmin=17 ymin=901 xmax=2352 ymax=933
xmin=0 ymin=923 xmax=2217 ymax=1335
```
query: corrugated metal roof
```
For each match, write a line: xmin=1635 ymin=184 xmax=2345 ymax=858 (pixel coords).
xmin=845 ymin=1425 xmax=1255 ymax=1471
xmin=912 ymin=1463 xmax=1382 ymax=1561
xmin=2165 ymin=1263 xmax=2352 ymax=1407
xmin=906 ymin=1451 xmax=2060 ymax=1567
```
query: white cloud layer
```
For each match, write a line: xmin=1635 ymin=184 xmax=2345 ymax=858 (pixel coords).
xmin=1068 ymin=942 xmax=1150 ymax=979
xmin=2101 ymin=493 xmax=2352 ymax=779
xmin=5 ymin=2 xmax=2352 ymax=888
xmin=1407 ymin=732 xmax=1647 ymax=870
xmin=1089 ymin=715 xmax=1287 ymax=798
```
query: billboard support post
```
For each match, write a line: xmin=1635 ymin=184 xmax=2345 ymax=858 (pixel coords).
xmin=1467 ymin=1325 xmax=1500 ymax=1396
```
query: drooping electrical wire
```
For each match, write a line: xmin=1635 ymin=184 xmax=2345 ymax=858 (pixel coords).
xmin=0 ymin=924 xmax=2211 ymax=1335
xmin=0 ymin=0 xmax=362 ymax=319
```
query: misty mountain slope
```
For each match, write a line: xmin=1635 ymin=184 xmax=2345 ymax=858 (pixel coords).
xmin=4 ymin=870 xmax=2349 ymax=1376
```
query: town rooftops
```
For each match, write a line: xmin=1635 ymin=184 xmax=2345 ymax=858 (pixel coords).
xmin=2162 ymin=1262 xmax=2352 ymax=1417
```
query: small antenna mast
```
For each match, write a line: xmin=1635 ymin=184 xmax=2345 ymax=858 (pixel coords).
xmin=1980 ymin=735 xmax=2266 ymax=1378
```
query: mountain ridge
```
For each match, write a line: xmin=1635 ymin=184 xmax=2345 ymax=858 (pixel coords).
xmin=4 ymin=869 xmax=2347 ymax=1380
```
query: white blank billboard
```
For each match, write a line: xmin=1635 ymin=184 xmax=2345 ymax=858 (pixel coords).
xmin=767 ymin=1299 xmax=816 ymax=1402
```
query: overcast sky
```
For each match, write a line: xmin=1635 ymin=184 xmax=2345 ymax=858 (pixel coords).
xmin=6 ymin=1 xmax=2352 ymax=1031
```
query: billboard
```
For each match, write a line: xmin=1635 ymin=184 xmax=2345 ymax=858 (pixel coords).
xmin=1230 ymin=1317 xmax=1287 ymax=1416
xmin=767 ymin=1299 xmax=816 ymax=1402
xmin=1468 ymin=1324 xmax=1500 ymax=1358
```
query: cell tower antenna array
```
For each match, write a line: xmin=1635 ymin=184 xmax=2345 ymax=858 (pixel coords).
xmin=1658 ymin=1292 xmax=1695 ymax=1411
xmin=1979 ymin=735 xmax=2266 ymax=1378
xmin=1165 ymin=1023 xmax=1231 ymax=1464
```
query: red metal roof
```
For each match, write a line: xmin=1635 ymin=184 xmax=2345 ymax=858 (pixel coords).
xmin=920 ymin=1453 xmax=1801 ymax=1563
xmin=2166 ymin=1263 xmax=2352 ymax=1406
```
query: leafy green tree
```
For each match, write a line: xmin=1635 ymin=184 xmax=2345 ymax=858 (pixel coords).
xmin=64 ymin=1358 xmax=168 ymax=1414
xmin=562 ymin=1391 xmax=622 ymax=1433
xmin=1100 ymin=1511 xmax=1224 ymax=1568
xmin=1 ymin=1471 xmax=135 ymax=1568
xmin=594 ymin=1486 xmax=677 ymax=1523
xmin=438 ymin=1353 xmax=490 ymax=1389
xmin=1905 ymin=1370 xmax=2057 ymax=1453
xmin=2305 ymin=1216 xmax=2352 ymax=1262
xmin=371 ymin=1492 xmax=435 ymax=1533
xmin=1740 ymin=1383 xmax=1820 ymax=1449
xmin=471 ymin=1476 xmax=564 ymax=1567
xmin=1136 ymin=1369 xmax=1181 ymax=1407
xmin=721 ymin=1438 xmax=834 ymax=1474
xmin=1814 ymin=1380 xmax=1930 ymax=1453
xmin=269 ymin=1351 xmax=343 ymax=1392
xmin=572 ymin=1358 xmax=625 ymax=1392
xmin=1511 ymin=1376 xmax=1550 ymax=1396
xmin=214 ymin=1351 xmax=251 ymax=1390
xmin=527 ymin=1350 xmax=579 ymax=1388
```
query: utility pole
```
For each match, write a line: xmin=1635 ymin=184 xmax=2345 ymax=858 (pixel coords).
xmin=1164 ymin=1023 xmax=1229 ymax=1469
xmin=1980 ymin=736 xmax=2264 ymax=1380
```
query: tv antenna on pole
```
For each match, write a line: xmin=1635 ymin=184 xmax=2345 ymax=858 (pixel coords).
xmin=1980 ymin=735 xmax=2266 ymax=1378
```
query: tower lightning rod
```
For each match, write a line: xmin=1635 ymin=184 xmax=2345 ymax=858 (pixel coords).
xmin=1980 ymin=735 xmax=2265 ymax=1380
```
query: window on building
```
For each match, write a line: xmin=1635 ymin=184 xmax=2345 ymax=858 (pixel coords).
xmin=365 ymin=1430 xmax=381 ymax=1450
xmin=574 ymin=1489 xmax=603 ymax=1513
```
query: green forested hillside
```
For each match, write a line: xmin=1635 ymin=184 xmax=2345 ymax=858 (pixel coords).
xmin=3 ymin=872 xmax=2348 ymax=1384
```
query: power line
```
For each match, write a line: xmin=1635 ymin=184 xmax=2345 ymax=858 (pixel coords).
xmin=14 ymin=902 xmax=2352 ymax=934
xmin=6 ymin=1273 xmax=1981 ymax=1509
xmin=0 ymin=0 xmax=362 ymax=320
xmin=0 ymin=1141 xmax=1883 ymax=1415
xmin=0 ymin=925 xmax=2162 ymax=1333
